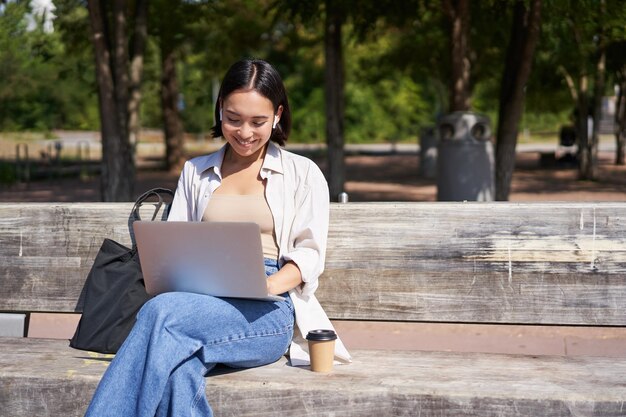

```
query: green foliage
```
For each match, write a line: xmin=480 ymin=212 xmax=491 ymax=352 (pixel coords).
xmin=52 ymin=0 xmax=99 ymax=129
xmin=253 ymin=7 xmax=441 ymax=143
xmin=177 ymin=54 xmax=217 ymax=134
xmin=343 ymin=24 xmax=434 ymax=143
xmin=0 ymin=0 xmax=98 ymax=131
xmin=145 ymin=0 xmax=277 ymax=134
xmin=2 ymin=0 xmax=624 ymax=143
xmin=344 ymin=76 xmax=427 ymax=143
xmin=521 ymin=110 xmax=572 ymax=134
xmin=533 ymin=0 xmax=626 ymax=108
xmin=138 ymin=37 xmax=164 ymax=129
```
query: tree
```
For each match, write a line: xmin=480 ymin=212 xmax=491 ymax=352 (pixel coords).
xmin=586 ymin=0 xmax=626 ymax=171
xmin=611 ymin=43 xmax=626 ymax=165
xmin=0 ymin=0 xmax=55 ymax=131
xmin=605 ymin=34 xmax=626 ymax=165
xmin=87 ymin=0 xmax=148 ymax=201
xmin=616 ymin=69 xmax=626 ymax=165
xmin=128 ymin=0 xmax=148 ymax=153
xmin=442 ymin=0 xmax=471 ymax=112
xmin=151 ymin=0 xmax=186 ymax=172
xmin=495 ymin=0 xmax=542 ymax=201
xmin=323 ymin=0 xmax=345 ymax=200
xmin=0 ymin=0 xmax=97 ymax=131
xmin=275 ymin=0 xmax=424 ymax=199
xmin=275 ymin=0 xmax=347 ymax=199
xmin=150 ymin=0 xmax=271 ymax=170
xmin=542 ymin=0 xmax=621 ymax=181
xmin=583 ymin=0 xmax=607 ymax=180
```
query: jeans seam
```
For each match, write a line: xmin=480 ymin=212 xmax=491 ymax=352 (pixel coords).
xmin=190 ymin=371 xmax=207 ymax=411
xmin=206 ymin=325 xmax=293 ymax=348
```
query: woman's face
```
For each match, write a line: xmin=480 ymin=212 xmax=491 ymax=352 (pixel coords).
xmin=220 ymin=89 xmax=282 ymax=160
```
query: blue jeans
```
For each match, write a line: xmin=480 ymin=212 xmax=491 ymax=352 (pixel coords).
xmin=84 ymin=259 xmax=294 ymax=417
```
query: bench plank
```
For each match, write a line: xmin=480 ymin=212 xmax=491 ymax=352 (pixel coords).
xmin=1 ymin=337 xmax=625 ymax=417
xmin=1 ymin=202 xmax=626 ymax=325
xmin=323 ymin=202 xmax=626 ymax=325
xmin=0 ymin=203 xmax=157 ymax=312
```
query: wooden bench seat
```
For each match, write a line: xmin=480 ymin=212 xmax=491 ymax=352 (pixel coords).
xmin=3 ymin=337 xmax=626 ymax=416
xmin=1 ymin=202 xmax=626 ymax=416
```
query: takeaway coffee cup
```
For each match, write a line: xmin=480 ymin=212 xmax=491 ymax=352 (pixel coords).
xmin=306 ymin=329 xmax=337 ymax=373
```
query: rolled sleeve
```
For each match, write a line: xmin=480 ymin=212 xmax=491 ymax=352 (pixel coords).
xmin=282 ymin=167 xmax=329 ymax=297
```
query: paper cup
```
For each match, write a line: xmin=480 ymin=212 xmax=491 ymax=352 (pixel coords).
xmin=306 ymin=329 xmax=337 ymax=373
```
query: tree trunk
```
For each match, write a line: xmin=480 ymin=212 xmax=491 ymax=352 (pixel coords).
xmin=113 ymin=0 xmax=129 ymax=142
xmin=112 ymin=0 xmax=135 ymax=194
xmin=443 ymin=0 xmax=471 ymax=112
xmin=575 ymin=75 xmax=590 ymax=176
xmin=580 ymin=0 xmax=606 ymax=181
xmin=128 ymin=0 xmax=148 ymax=157
xmin=87 ymin=0 xmax=134 ymax=201
xmin=324 ymin=0 xmax=345 ymax=201
xmin=495 ymin=0 xmax=542 ymax=201
xmin=616 ymin=76 xmax=626 ymax=165
xmin=583 ymin=51 xmax=604 ymax=180
xmin=160 ymin=47 xmax=186 ymax=173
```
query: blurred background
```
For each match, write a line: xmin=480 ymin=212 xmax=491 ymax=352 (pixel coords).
xmin=0 ymin=0 xmax=624 ymax=202
xmin=2 ymin=0 xmax=625 ymax=353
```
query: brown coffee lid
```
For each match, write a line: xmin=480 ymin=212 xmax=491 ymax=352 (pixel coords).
xmin=306 ymin=329 xmax=337 ymax=341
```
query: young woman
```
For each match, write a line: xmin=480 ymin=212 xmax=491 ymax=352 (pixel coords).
xmin=84 ymin=58 xmax=350 ymax=417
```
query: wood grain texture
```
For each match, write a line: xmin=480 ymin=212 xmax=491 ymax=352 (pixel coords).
xmin=0 ymin=203 xmax=162 ymax=312
xmin=321 ymin=202 xmax=626 ymax=325
xmin=1 ymin=202 xmax=625 ymax=325
xmin=1 ymin=337 xmax=625 ymax=417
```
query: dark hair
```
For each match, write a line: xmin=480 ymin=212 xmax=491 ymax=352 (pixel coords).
xmin=211 ymin=59 xmax=291 ymax=146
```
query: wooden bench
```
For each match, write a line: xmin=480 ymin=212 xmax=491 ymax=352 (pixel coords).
xmin=1 ymin=202 xmax=626 ymax=416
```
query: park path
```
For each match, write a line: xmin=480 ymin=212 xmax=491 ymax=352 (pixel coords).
xmin=1 ymin=146 xmax=624 ymax=202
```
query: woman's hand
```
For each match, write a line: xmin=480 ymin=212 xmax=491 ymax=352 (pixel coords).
xmin=266 ymin=261 xmax=303 ymax=295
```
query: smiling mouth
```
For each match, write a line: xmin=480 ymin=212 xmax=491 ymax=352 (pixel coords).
xmin=236 ymin=138 xmax=255 ymax=146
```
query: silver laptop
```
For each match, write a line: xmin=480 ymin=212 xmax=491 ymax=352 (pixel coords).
xmin=133 ymin=221 xmax=283 ymax=302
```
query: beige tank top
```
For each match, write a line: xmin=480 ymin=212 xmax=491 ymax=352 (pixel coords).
xmin=202 ymin=194 xmax=279 ymax=260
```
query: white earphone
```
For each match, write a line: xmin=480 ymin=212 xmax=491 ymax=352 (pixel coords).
xmin=219 ymin=109 xmax=223 ymax=121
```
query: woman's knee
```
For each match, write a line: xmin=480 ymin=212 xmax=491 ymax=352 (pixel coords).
xmin=137 ymin=292 xmax=185 ymax=322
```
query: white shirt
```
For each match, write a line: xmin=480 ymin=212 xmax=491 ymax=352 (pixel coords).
xmin=167 ymin=141 xmax=351 ymax=365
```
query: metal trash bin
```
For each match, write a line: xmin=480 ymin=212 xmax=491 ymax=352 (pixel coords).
xmin=436 ymin=112 xmax=494 ymax=201
xmin=419 ymin=126 xmax=437 ymax=179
